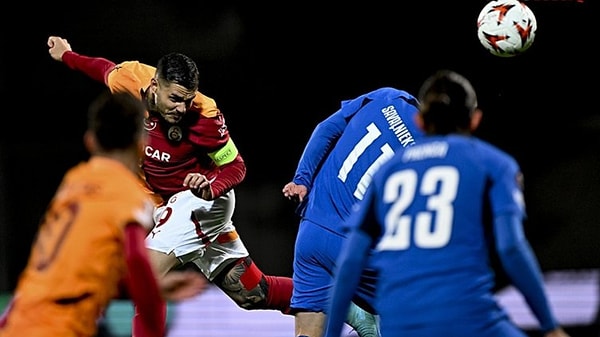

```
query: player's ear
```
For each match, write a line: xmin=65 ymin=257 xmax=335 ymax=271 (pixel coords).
xmin=414 ymin=112 xmax=426 ymax=131
xmin=83 ymin=130 xmax=98 ymax=154
xmin=470 ymin=108 xmax=483 ymax=131
xmin=150 ymin=77 xmax=160 ymax=91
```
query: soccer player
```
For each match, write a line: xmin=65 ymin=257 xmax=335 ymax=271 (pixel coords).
xmin=282 ymin=87 xmax=423 ymax=337
xmin=46 ymin=35 xmax=293 ymax=333
xmin=324 ymin=70 xmax=570 ymax=337
xmin=0 ymin=91 xmax=207 ymax=337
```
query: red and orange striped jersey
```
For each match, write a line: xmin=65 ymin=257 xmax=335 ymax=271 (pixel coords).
xmin=60 ymin=52 xmax=246 ymax=203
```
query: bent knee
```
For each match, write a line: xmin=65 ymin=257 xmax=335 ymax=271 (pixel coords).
xmin=214 ymin=257 xmax=270 ymax=310
xmin=220 ymin=278 xmax=269 ymax=310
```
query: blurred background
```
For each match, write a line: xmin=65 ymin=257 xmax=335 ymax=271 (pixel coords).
xmin=0 ymin=1 xmax=597 ymax=336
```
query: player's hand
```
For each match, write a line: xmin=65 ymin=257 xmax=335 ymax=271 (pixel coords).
xmin=184 ymin=173 xmax=214 ymax=200
xmin=160 ymin=270 xmax=208 ymax=302
xmin=47 ymin=36 xmax=72 ymax=62
xmin=282 ymin=182 xmax=308 ymax=203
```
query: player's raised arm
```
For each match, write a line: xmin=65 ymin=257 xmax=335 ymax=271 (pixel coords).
xmin=47 ymin=35 xmax=116 ymax=84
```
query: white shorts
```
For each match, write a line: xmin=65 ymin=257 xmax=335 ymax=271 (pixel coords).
xmin=146 ymin=189 xmax=249 ymax=281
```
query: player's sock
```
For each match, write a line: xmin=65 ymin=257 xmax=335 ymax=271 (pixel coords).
xmin=345 ymin=301 xmax=381 ymax=337
xmin=235 ymin=257 xmax=293 ymax=315
xmin=263 ymin=275 xmax=293 ymax=315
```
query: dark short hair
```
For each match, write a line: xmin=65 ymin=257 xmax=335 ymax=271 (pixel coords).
xmin=87 ymin=90 xmax=146 ymax=150
xmin=417 ymin=70 xmax=478 ymax=134
xmin=155 ymin=52 xmax=200 ymax=91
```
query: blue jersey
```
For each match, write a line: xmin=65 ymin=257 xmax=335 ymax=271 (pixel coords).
xmin=366 ymin=135 xmax=523 ymax=332
xmin=289 ymin=87 xmax=423 ymax=313
xmin=292 ymin=87 xmax=422 ymax=235
xmin=325 ymin=134 xmax=559 ymax=336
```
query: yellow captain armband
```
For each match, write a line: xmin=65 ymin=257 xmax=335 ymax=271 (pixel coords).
xmin=208 ymin=138 xmax=239 ymax=166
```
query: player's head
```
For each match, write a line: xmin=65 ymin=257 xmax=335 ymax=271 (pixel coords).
xmin=416 ymin=69 xmax=482 ymax=135
xmin=149 ymin=52 xmax=200 ymax=124
xmin=84 ymin=90 xmax=147 ymax=167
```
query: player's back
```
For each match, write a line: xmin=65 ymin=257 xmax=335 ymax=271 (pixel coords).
xmin=0 ymin=157 xmax=153 ymax=337
xmin=366 ymin=134 xmax=523 ymax=332
xmin=303 ymin=87 xmax=422 ymax=235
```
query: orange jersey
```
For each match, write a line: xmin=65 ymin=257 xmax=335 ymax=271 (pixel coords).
xmin=0 ymin=157 xmax=154 ymax=337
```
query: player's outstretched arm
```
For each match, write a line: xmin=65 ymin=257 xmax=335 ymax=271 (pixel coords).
xmin=494 ymin=214 xmax=568 ymax=335
xmin=46 ymin=35 xmax=116 ymax=84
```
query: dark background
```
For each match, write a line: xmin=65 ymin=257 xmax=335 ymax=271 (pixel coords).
xmin=0 ymin=0 xmax=597 ymax=311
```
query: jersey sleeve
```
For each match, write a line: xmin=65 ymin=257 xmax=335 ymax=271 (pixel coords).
xmin=491 ymin=154 xmax=559 ymax=332
xmin=61 ymin=51 xmax=116 ymax=85
xmin=494 ymin=214 xmax=559 ymax=332
xmin=188 ymin=109 xmax=246 ymax=198
xmin=209 ymin=152 xmax=246 ymax=198
xmin=123 ymin=223 xmax=166 ymax=337
xmin=106 ymin=61 xmax=156 ymax=98
xmin=291 ymin=90 xmax=377 ymax=190
xmin=292 ymin=109 xmax=347 ymax=189
xmin=60 ymin=52 xmax=153 ymax=101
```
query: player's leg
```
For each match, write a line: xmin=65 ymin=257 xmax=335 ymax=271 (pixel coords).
xmin=295 ymin=304 xmax=380 ymax=337
xmin=199 ymin=237 xmax=293 ymax=314
xmin=181 ymin=188 xmax=293 ymax=314
xmin=292 ymin=220 xmax=381 ymax=337
xmin=346 ymin=267 xmax=381 ymax=337
xmin=147 ymin=250 xmax=180 ymax=276
xmin=291 ymin=220 xmax=339 ymax=337
xmin=136 ymin=190 xmax=219 ymax=337
xmin=345 ymin=301 xmax=380 ymax=337
xmin=144 ymin=190 xmax=217 ymax=273
xmin=295 ymin=311 xmax=326 ymax=337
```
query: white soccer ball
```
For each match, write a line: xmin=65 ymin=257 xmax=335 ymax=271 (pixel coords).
xmin=477 ymin=0 xmax=537 ymax=57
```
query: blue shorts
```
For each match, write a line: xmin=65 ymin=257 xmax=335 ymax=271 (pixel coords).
xmin=291 ymin=219 xmax=377 ymax=313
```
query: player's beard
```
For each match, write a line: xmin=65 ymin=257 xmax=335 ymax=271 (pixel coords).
xmin=161 ymin=111 xmax=184 ymax=124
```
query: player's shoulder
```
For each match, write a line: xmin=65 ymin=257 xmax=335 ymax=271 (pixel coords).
xmin=450 ymin=136 xmax=519 ymax=172
xmin=341 ymin=87 xmax=415 ymax=112
xmin=365 ymin=87 xmax=416 ymax=102
xmin=191 ymin=91 xmax=220 ymax=118
xmin=82 ymin=158 xmax=147 ymax=196
xmin=108 ymin=61 xmax=155 ymax=95
xmin=112 ymin=61 xmax=155 ymax=78
xmin=97 ymin=166 xmax=154 ymax=228
xmin=341 ymin=87 xmax=404 ymax=105
xmin=470 ymin=137 xmax=515 ymax=161
xmin=63 ymin=159 xmax=151 ymax=223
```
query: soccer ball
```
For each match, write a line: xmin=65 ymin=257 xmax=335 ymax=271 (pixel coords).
xmin=477 ymin=0 xmax=537 ymax=57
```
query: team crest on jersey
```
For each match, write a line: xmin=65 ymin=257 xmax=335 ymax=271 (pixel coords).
xmin=144 ymin=119 xmax=157 ymax=131
xmin=168 ymin=126 xmax=183 ymax=141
